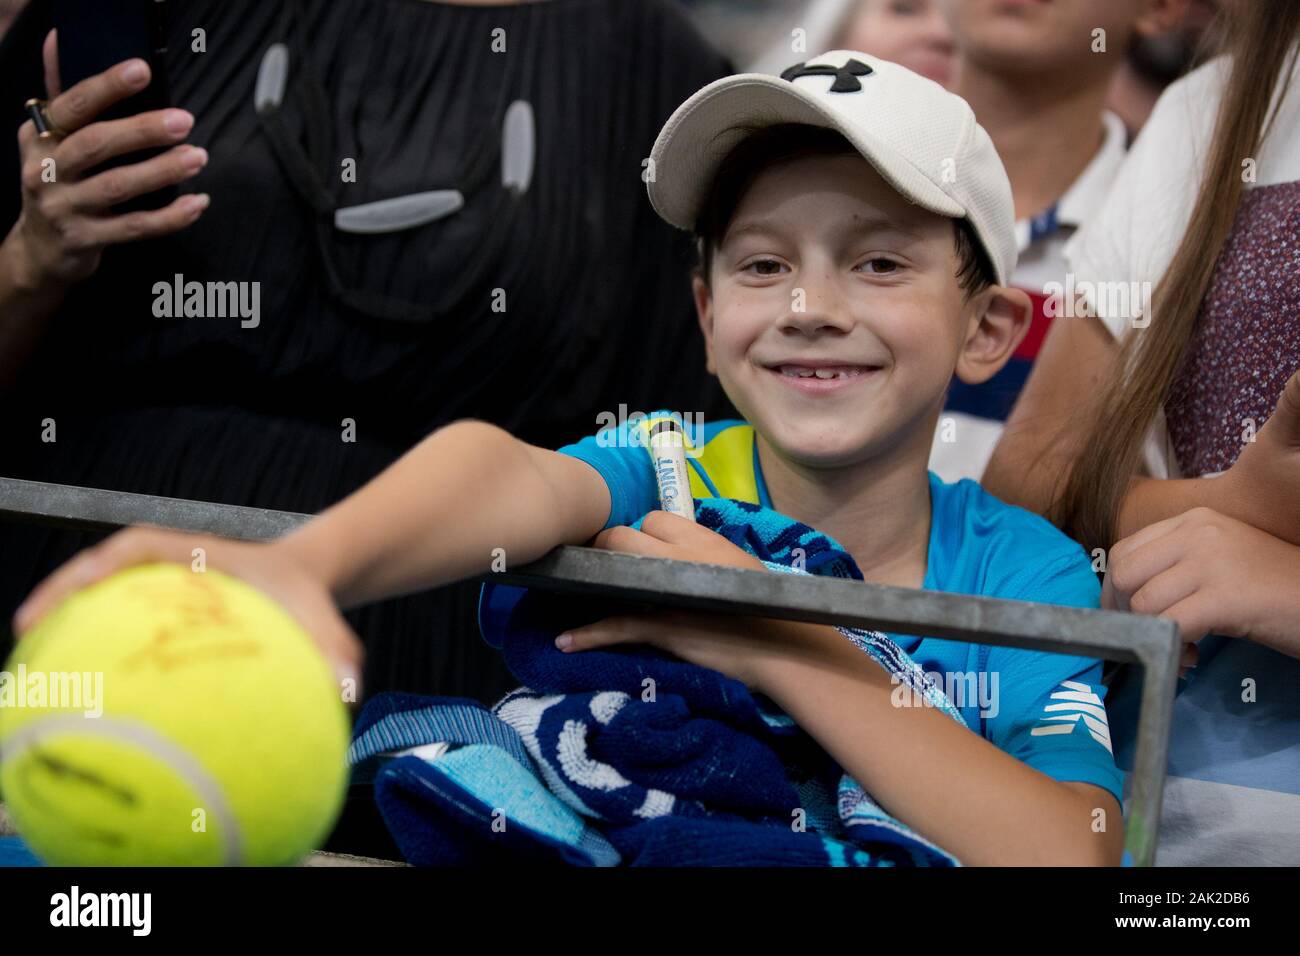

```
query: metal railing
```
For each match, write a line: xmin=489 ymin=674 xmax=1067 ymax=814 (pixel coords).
xmin=0 ymin=475 xmax=1179 ymax=865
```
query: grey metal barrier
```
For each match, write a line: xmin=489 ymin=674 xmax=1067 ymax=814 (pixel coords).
xmin=0 ymin=475 xmax=1179 ymax=865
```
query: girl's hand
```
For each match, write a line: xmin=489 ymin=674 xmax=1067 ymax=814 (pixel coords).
xmin=557 ymin=511 xmax=789 ymax=686
xmin=10 ymin=30 xmax=209 ymax=291
xmin=12 ymin=525 xmax=364 ymax=691
xmin=1103 ymin=507 xmax=1300 ymax=664
xmin=1219 ymin=370 xmax=1300 ymax=548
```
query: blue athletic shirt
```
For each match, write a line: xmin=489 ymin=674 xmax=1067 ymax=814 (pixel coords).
xmin=478 ymin=411 xmax=1124 ymax=805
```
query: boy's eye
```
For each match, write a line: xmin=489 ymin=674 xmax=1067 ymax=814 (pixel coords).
xmin=743 ymin=258 xmax=787 ymax=277
xmin=859 ymin=258 xmax=900 ymax=275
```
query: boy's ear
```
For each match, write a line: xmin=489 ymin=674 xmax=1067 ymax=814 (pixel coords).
xmin=953 ymin=284 xmax=1033 ymax=386
xmin=691 ymin=273 xmax=718 ymax=376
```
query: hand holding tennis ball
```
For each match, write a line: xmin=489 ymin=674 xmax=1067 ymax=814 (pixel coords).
xmin=13 ymin=526 xmax=363 ymax=687
xmin=2 ymin=528 xmax=364 ymax=866
xmin=1 ymin=562 xmax=351 ymax=865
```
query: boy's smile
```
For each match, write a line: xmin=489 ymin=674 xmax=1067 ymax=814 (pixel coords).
xmin=766 ymin=360 xmax=881 ymax=395
xmin=694 ymin=151 xmax=983 ymax=471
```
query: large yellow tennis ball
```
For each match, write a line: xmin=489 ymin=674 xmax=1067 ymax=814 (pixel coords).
xmin=0 ymin=563 xmax=350 ymax=866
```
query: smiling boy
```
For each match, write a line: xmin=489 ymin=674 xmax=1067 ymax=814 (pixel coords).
xmin=14 ymin=52 xmax=1124 ymax=865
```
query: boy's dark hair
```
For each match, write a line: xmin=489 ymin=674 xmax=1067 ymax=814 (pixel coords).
xmin=691 ymin=124 xmax=996 ymax=298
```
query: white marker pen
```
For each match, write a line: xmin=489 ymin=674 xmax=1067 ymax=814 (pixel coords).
xmin=649 ymin=418 xmax=695 ymax=521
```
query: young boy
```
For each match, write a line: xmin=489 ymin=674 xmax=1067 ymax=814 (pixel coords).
xmin=14 ymin=52 xmax=1124 ymax=865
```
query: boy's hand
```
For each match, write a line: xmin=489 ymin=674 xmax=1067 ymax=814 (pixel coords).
xmin=556 ymin=608 xmax=798 ymax=690
xmin=12 ymin=526 xmax=363 ymax=691
xmin=1102 ymin=507 xmax=1300 ymax=665
xmin=588 ymin=510 xmax=768 ymax=572
xmin=557 ymin=511 xmax=791 ymax=686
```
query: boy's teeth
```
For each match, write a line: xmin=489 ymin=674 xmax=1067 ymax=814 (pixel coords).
xmin=779 ymin=365 xmax=864 ymax=380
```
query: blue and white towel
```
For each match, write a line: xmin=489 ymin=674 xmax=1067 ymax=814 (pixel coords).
xmin=354 ymin=498 xmax=965 ymax=866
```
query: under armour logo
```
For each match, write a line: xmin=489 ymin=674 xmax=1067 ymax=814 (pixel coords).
xmin=780 ymin=58 xmax=874 ymax=93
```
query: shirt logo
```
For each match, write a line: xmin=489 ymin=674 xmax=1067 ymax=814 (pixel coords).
xmin=1029 ymin=680 xmax=1113 ymax=753
xmin=780 ymin=58 xmax=874 ymax=93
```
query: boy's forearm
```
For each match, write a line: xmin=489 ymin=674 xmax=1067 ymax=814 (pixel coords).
xmin=277 ymin=420 xmax=606 ymax=609
xmin=754 ymin=621 xmax=1123 ymax=866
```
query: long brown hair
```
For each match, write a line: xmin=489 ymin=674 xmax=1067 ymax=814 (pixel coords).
xmin=1053 ymin=1 xmax=1300 ymax=552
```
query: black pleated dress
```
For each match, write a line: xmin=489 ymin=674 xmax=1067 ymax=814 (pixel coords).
xmin=0 ymin=0 xmax=736 ymax=704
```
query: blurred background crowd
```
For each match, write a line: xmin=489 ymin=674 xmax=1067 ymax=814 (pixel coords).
xmin=678 ymin=0 xmax=1223 ymax=136
xmin=0 ymin=0 xmax=1230 ymax=121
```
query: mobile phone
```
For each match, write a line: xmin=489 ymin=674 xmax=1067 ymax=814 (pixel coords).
xmin=52 ymin=0 xmax=173 ymax=210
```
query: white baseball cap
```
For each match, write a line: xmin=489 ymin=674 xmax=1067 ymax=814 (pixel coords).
xmin=646 ymin=50 xmax=1017 ymax=286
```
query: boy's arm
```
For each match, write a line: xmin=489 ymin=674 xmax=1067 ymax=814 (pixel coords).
xmin=12 ymin=419 xmax=614 ymax=676
xmin=753 ymin=620 xmax=1124 ymax=866
xmin=280 ymin=419 xmax=613 ymax=608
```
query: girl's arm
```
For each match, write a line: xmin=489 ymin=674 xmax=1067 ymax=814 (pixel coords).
xmin=983 ymin=312 xmax=1300 ymax=546
xmin=753 ymin=620 xmax=1124 ymax=866
xmin=982 ymin=312 xmax=1114 ymax=516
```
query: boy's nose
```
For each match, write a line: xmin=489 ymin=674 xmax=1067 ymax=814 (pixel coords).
xmin=778 ymin=287 xmax=856 ymax=335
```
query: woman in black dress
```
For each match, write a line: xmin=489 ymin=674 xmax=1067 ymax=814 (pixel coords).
xmin=0 ymin=0 xmax=736 ymax=703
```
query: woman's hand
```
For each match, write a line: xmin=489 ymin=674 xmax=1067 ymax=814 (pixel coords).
xmin=557 ymin=511 xmax=792 ymax=686
xmin=12 ymin=525 xmax=364 ymax=691
xmin=1217 ymin=369 xmax=1300 ymax=547
xmin=1103 ymin=506 xmax=1300 ymax=664
xmin=9 ymin=30 xmax=209 ymax=292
